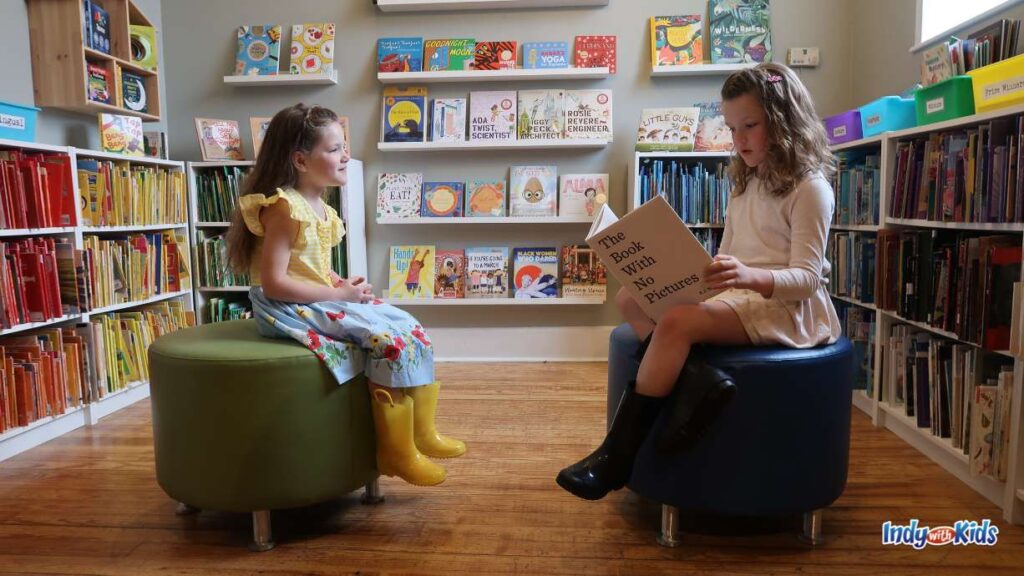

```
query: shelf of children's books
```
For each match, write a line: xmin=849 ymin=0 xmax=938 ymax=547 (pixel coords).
xmin=82 ymin=223 xmax=189 ymax=233
xmin=878 ymin=309 xmax=1016 ymax=358
xmin=650 ymin=63 xmax=756 ymax=77
xmin=198 ymin=286 xmax=251 ymax=293
xmin=884 ymin=217 xmax=1024 ymax=232
xmin=377 ymin=216 xmax=595 ymax=225
xmin=195 ymin=222 xmax=232 ymax=228
xmin=378 ymin=67 xmax=610 ymax=84
xmin=0 ymin=314 xmax=83 ymax=337
xmin=0 ymin=139 xmax=70 ymax=153
xmin=378 ymin=139 xmax=609 ymax=152
xmin=889 ymin=103 xmax=1024 ymax=140
xmin=829 ymin=135 xmax=886 ymax=152
xmin=878 ymin=401 xmax=971 ymax=465
xmin=73 ymin=148 xmax=184 ymax=168
xmin=375 ymin=0 xmax=609 ymax=11
xmin=831 ymin=223 xmax=879 ymax=232
xmin=223 ymin=70 xmax=338 ymax=86
xmin=0 ymin=227 xmax=77 ymax=238
xmin=190 ymin=161 xmax=255 ymax=168
xmin=830 ymin=293 xmax=878 ymax=312
xmin=86 ymin=289 xmax=192 ymax=317
xmin=852 ymin=390 xmax=873 ymax=416
xmin=0 ymin=406 xmax=88 ymax=462
xmin=635 ymin=150 xmax=732 ymax=158
xmin=385 ymin=297 xmax=605 ymax=305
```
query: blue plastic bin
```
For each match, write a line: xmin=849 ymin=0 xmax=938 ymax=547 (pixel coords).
xmin=858 ymin=95 xmax=916 ymax=137
xmin=823 ymin=110 xmax=862 ymax=145
xmin=0 ymin=101 xmax=40 ymax=143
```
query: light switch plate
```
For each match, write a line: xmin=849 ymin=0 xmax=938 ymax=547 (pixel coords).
xmin=787 ymin=47 xmax=820 ymax=67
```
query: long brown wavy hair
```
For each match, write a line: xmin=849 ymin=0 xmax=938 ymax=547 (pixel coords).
xmin=721 ymin=62 xmax=835 ymax=197
xmin=226 ymin=103 xmax=339 ymax=273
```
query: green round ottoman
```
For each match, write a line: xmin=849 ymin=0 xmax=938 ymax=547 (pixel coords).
xmin=148 ymin=319 xmax=380 ymax=551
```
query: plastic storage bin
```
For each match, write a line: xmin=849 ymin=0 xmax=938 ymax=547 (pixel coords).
xmin=914 ymin=76 xmax=975 ymax=126
xmin=0 ymin=101 xmax=40 ymax=143
xmin=824 ymin=109 xmax=862 ymax=145
xmin=967 ymin=53 xmax=1024 ymax=113
xmin=858 ymin=95 xmax=916 ymax=137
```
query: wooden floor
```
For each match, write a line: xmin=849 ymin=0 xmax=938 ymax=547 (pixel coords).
xmin=1 ymin=363 xmax=1022 ymax=575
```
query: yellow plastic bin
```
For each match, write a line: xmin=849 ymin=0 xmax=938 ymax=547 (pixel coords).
xmin=967 ymin=53 xmax=1024 ymax=113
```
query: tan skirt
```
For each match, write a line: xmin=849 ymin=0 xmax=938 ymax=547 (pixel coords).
xmin=708 ymin=287 xmax=842 ymax=348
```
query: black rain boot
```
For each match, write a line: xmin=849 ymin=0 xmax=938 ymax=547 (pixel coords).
xmin=556 ymin=381 xmax=663 ymax=501
xmin=655 ymin=357 xmax=737 ymax=453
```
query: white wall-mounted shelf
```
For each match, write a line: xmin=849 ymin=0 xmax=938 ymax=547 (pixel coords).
xmin=386 ymin=297 xmax=605 ymax=306
xmin=651 ymin=63 xmax=756 ymax=77
xmin=379 ymin=139 xmax=608 ymax=152
xmin=378 ymin=67 xmax=609 ymax=84
xmin=635 ymin=151 xmax=732 ymax=158
xmin=377 ymin=216 xmax=595 ymax=225
xmin=375 ymin=0 xmax=609 ymax=11
xmin=224 ymin=70 xmax=337 ymax=86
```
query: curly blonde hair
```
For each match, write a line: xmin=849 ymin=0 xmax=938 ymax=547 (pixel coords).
xmin=721 ymin=62 xmax=835 ymax=197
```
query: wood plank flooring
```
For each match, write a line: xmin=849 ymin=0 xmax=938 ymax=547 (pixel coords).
xmin=1 ymin=362 xmax=1022 ymax=575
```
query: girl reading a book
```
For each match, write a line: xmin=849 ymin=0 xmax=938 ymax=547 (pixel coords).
xmin=558 ymin=63 xmax=841 ymax=500
xmin=227 ymin=103 xmax=465 ymax=487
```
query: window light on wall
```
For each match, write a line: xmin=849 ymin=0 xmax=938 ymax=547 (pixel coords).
xmin=914 ymin=0 xmax=1022 ymax=51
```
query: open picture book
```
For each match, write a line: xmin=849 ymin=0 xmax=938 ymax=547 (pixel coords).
xmin=585 ymin=195 xmax=721 ymax=320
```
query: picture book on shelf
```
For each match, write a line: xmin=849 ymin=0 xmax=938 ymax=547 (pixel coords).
xmin=466 ymin=247 xmax=509 ymax=298
xmin=651 ymin=15 xmax=703 ymax=66
xmin=434 ymin=249 xmax=466 ymax=299
xmin=129 ymin=24 xmax=159 ymax=71
xmin=522 ymin=42 xmax=570 ymax=69
xmin=377 ymin=37 xmax=424 ymax=72
xmin=469 ymin=91 xmax=517 ymax=142
xmin=236 ymin=25 xmax=282 ymax=75
xmin=195 ymin=118 xmax=244 ymax=161
xmin=377 ymin=173 xmax=423 ymax=220
xmin=586 ymin=195 xmax=721 ymax=320
xmin=121 ymin=72 xmax=148 ymax=113
xmin=512 ymin=247 xmax=559 ymax=299
xmin=510 ymin=166 xmax=557 ymax=217
xmin=143 ymin=130 xmax=168 ymax=159
xmin=474 ymin=41 xmax=517 ymax=70
xmin=290 ymin=23 xmax=335 ymax=75
xmin=424 ymin=38 xmax=475 ymax=71
xmin=466 ymin=180 xmax=507 ymax=217
xmin=382 ymin=87 xmax=428 ymax=143
xmin=87 ymin=63 xmax=110 ymax=104
xmin=694 ymin=101 xmax=734 ymax=152
xmin=636 ymin=107 xmax=700 ymax=152
xmin=574 ymin=35 xmax=617 ymax=73
xmin=249 ymin=117 xmax=271 ymax=158
xmin=388 ymin=246 xmax=435 ymax=299
xmin=517 ymin=90 xmax=566 ymax=140
xmin=421 ymin=182 xmax=465 ymax=217
xmin=709 ymin=0 xmax=772 ymax=64
xmin=920 ymin=41 xmax=954 ymax=86
xmin=561 ymin=245 xmax=607 ymax=299
xmin=88 ymin=1 xmax=111 ymax=54
xmin=98 ymin=114 xmax=145 ymax=157
xmin=430 ymin=98 xmax=467 ymax=142
xmin=560 ymin=173 xmax=609 ymax=218
xmin=564 ymin=89 xmax=613 ymax=142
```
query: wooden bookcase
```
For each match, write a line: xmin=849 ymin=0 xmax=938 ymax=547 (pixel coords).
xmin=27 ymin=0 xmax=161 ymax=121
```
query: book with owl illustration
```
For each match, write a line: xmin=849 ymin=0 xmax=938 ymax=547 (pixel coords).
xmin=424 ymin=38 xmax=476 ymax=71
xmin=651 ymin=15 xmax=703 ymax=66
xmin=510 ymin=166 xmax=557 ymax=217
xmin=377 ymin=173 xmax=423 ymax=221
xmin=512 ymin=248 xmax=559 ymax=299
xmin=635 ymin=107 xmax=700 ymax=152
xmin=421 ymin=182 xmax=465 ymax=217
xmin=561 ymin=245 xmax=607 ymax=299
xmin=465 ymin=247 xmax=509 ymax=298
xmin=709 ymin=0 xmax=772 ymax=64
xmin=377 ymin=37 xmax=424 ymax=72
xmin=694 ymin=101 xmax=734 ymax=152
xmin=430 ymin=98 xmax=467 ymax=142
xmin=290 ymin=23 xmax=336 ymax=74
xmin=236 ymin=25 xmax=282 ymax=75
xmin=517 ymin=90 xmax=566 ymax=140
xmin=434 ymin=249 xmax=466 ymax=299
xmin=522 ymin=42 xmax=570 ymax=69
xmin=465 ymin=180 xmax=507 ymax=217
xmin=564 ymin=90 xmax=613 ymax=142
xmin=559 ymin=174 xmax=609 ymax=218
xmin=574 ymin=35 xmax=617 ymax=73
xmin=388 ymin=245 xmax=435 ymax=299
xmin=469 ymin=91 xmax=517 ymax=142
xmin=382 ymin=87 xmax=428 ymax=143
xmin=474 ymin=41 xmax=517 ymax=70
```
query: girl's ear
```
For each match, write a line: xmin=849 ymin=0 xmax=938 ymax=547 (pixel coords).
xmin=292 ymin=150 xmax=308 ymax=174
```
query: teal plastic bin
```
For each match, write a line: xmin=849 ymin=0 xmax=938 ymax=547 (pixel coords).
xmin=914 ymin=76 xmax=975 ymax=126
xmin=0 ymin=101 xmax=40 ymax=143
xmin=859 ymin=96 xmax=916 ymax=137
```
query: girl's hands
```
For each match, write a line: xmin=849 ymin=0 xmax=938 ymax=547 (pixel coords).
xmin=334 ymin=276 xmax=375 ymax=303
xmin=704 ymin=254 xmax=774 ymax=298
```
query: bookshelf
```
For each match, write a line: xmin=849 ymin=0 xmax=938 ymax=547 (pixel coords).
xmin=223 ymin=70 xmax=338 ymax=86
xmin=378 ymin=139 xmax=608 ymax=152
xmin=375 ymin=0 xmax=610 ymax=11
xmin=650 ymin=63 xmax=756 ymax=77
xmin=826 ymin=103 xmax=1024 ymax=524
xmin=378 ymin=68 xmax=610 ymax=84
xmin=0 ymin=139 xmax=195 ymax=462
xmin=27 ymin=0 xmax=162 ymax=121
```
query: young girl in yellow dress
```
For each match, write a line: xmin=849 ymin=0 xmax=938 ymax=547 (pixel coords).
xmin=227 ymin=103 xmax=465 ymax=487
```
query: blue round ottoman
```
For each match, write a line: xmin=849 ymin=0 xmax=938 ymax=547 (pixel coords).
xmin=607 ymin=323 xmax=853 ymax=546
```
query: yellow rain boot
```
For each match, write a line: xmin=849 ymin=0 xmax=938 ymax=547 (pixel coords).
xmin=370 ymin=388 xmax=447 ymax=486
xmin=407 ymin=382 xmax=467 ymax=459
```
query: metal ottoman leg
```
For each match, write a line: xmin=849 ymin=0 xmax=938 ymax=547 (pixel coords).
xmin=361 ymin=477 xmax=385 ymax=504
xmin=799 ymin=509 xmax=824 ymax=545
xmin=249 ymin=510 xmax=275 ymax=552
xmin=656 ymin=504 xmax=683 ymax=547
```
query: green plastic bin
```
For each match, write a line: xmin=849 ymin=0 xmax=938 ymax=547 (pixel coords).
xmin=914 ymin=76 xmax=975 ymax=126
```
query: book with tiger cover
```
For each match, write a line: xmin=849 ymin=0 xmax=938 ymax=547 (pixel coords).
xmin=388 ymin=245 xmax=435 ymax=299
xmin=474 ymin=41 xmax=517 ymax=70
xmin=434 ymin=249 xmax=466 ymax=299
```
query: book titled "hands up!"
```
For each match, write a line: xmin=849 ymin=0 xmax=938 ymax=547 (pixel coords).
xmin=585 ymin=195 xmax=721 ymax=320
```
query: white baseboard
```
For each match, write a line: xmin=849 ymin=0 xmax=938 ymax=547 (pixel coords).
xmin=429 ymin=325 xmax=616 ymax=362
